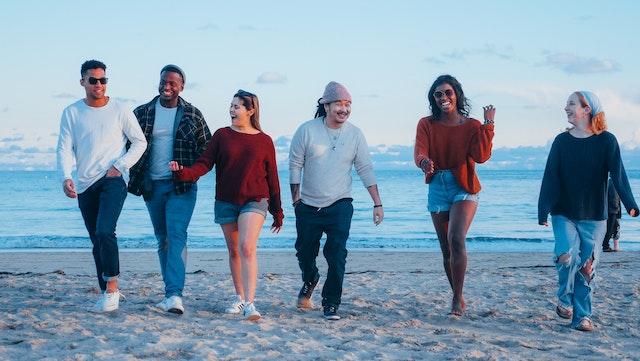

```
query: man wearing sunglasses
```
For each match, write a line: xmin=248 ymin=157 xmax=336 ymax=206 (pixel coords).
xmin=57 ymin=59 xmax=147 ymax=312
xmin=289 ymin=81 xmax=384 ymax=320
xmin=128 ymin=65 xmax=211 ymax=315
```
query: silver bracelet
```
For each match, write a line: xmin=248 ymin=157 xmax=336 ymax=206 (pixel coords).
xmin=484 ymin=119 xmax=494 ymax=124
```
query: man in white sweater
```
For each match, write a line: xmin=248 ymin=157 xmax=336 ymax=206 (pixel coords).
xmin=289 ymin=81 xmax=384 ymax=320
xmin=57 ymin=60 xmax=146 ymax=312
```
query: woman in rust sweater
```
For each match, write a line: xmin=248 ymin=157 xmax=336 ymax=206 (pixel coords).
xmin=170 ymin=90 xmax=283 ymax=321
xmin=414 ymin=75 xmax=495 ymax=316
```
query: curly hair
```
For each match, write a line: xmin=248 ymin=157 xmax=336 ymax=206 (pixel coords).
xmin=427 ymin=75 xmax=470 ymax=119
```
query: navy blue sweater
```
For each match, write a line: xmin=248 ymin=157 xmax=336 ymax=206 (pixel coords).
xmin=538 ymin=131 xmax=638 ymax=224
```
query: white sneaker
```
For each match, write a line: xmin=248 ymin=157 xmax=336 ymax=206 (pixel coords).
xmin=88 ymin=290 xmax=120 ymax=312
xmin=243 ymin=301 xmax=261 ymax=321
xmin=156 ymin=295 xmax=184 ymax=314
xmin=225 ymin=294 xmax=245 ymax=314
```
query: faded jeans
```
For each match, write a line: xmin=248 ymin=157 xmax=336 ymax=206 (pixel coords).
xmin=145 ymin=180 xmax=197 ymax=298
xmin=551 ymin=215 xmax=606 ymax=328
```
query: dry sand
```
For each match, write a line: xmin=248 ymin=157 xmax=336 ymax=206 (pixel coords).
xmin=1 ymin=250 xmax=638 ymax=360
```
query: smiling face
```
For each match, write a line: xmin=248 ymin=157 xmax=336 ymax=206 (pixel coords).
xmin=80 ymin=68 xmax=107 ymax=102
xmin=433 ymin=83 xmax=456 ymax=115
xmin=158 ymin=70 xmax=184 ymax=108
xmin=324 ymin=100 xmax=351 ymax=127
xmin=565 ymin=92 xmax=591 ymax=126
xmin=229 ymin=96 xmax=254 ymax=127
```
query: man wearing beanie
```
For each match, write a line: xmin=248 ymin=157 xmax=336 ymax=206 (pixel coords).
xmin=128 ymin=64 xmax=211 ymax=314
xmin=289 ymin=81 xmax=384 ymax=320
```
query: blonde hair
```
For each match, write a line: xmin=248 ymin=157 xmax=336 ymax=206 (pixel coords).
xmin=575 ymin=92 xmax=607 ymax=135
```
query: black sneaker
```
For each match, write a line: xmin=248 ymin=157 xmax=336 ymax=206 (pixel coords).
xmin=297 ymin=275 xmax=319 ymax=309
xmin=323 ymin=305 xmax=340 ymax=320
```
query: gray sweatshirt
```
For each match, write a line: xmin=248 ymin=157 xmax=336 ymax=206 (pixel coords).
xmin=289 ymin=117 xmax=377 ymax=208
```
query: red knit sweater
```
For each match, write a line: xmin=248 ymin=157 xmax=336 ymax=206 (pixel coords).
xmin=173 ymin=127 xmax=284 ymax=227
xmin=414 ymin=116 xmax=494 ymax=194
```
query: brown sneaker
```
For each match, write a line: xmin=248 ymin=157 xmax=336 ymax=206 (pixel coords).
xmin=576 ymin=317 xmax=595 ymax=331
xmin=555 ymin=304 xmax=572 ymax=319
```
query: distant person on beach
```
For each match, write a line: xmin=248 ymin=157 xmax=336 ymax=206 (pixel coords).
xmin=56 ymin=59 xmax=147 ymax=312
xmin=413 ymin=74 xmax=495 ymax=316
xmin=602 ymin=178 xmax=622 ymax=252
xmin=169 ymin=90 xmax=283 ymax=321
xmin=538 ymin=91 xmax=638 ymax=332
xmin=289 ymin=81 xmax=384 ymax=320
xmin=128 ymin=65 xmax=211 ymax=315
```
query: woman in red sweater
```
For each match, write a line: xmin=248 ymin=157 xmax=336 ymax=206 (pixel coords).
xmin=169 ymin=90 xmax=284 ymax=321
xmin=414 ymin=75 xmax=495 ymax=316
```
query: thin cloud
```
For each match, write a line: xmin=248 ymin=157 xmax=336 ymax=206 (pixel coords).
xmin=2 ymin=107 xmax=8 ymax=113
xmin=429 ymin=44 xmax=516 ymax=63
xmin=52 ymin=92 xmax=77 ymax=99
xmin=256 ymin=72 xmax=287 ymax=84
xmin=1 ymin=136 xmax=24 ymax=142
xmin=544 ymin=53 xmax=619 ymax=74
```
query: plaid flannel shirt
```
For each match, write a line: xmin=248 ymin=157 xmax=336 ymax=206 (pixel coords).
xmin=128 ymin=96 xmax=211 ymax=196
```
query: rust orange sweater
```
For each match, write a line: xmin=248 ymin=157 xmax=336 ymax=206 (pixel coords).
xmin=414 ymin=116 xmax=494 ymax=194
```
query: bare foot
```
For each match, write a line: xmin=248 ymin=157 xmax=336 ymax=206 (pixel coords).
xmin=450 ymin=297 xmax=466 ymax=316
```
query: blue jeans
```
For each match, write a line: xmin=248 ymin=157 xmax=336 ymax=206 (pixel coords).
xmin=551 ymin=215 xmax=606 ymax=328
xmin=77 ymin=176 xmax=128 ymax=291
xmin=294 ymin=198 xmax=354 ymax=308
xmin=428 ymin=170 xmax=478 ymax=213
xmin=145 ymin=180 xmax=197 ymax=298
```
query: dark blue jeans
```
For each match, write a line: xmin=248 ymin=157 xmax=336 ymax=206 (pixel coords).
xmin=294 ymin=198 xmax=353 ymax=308
xmin=78 ymin=176 xmax=127 ymax=291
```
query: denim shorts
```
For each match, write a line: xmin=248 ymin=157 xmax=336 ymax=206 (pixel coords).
xmin=427 ymin=170 xmax=478 ymax=213
xmin=214 ymin=198 xmax=268 ymax=224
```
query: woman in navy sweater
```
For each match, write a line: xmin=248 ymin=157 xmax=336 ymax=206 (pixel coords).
xmin=538 ymin=91 xmax=638 ymax=331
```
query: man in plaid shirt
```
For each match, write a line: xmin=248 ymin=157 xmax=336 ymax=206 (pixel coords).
xmin=129 ymin=64 xmax=211 ymax=314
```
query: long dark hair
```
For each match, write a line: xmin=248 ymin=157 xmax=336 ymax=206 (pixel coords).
xmin=427 ymin=75 xmax=470 ymax=119
xmin=314 ymin=98 xmax=327 ymax=118
xmin=234 ymin=90 xmax=262 ymax=131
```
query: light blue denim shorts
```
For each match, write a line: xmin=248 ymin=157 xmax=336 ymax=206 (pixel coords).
xmin=427 ymin=170 xmax=478 ymax=213
xmin=214 ymin=198 xmax=268 ymax=224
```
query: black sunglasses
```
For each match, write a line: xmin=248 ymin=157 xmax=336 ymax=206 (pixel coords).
xmin=237 ymin=89 xmax=255 ymax=97
xmin=236 ymin=89 xmax=256 ymax=108
xmin=433 ymin=89 xmax=454 ymax=99
xmin=87 ymin=77 xmax=108 ymax=85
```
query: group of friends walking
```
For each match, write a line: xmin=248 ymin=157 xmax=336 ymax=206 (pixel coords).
xmin=57 ymin=60 xmax=637 ymax=331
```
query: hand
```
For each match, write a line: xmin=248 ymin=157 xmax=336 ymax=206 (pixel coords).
xmin=539 ymin=221 xmax=548 ymax=227
xmin=168 ymin=161 xmax=183 ymax=172
xmin=420 ymin=158 xmax=434 ymax=175
xmin=106 ymin=166 xmax=121 ymax=177
xmin=483 ymin=105 xmax=496 ymax=123
xmin=62 ymin=179 xmax=77 ymax=199
xmin=271 ymin=225 xmax=282 ymax=234
xmin=373 ymin=207 xmax=384 ymax=226
xmin=631 ymin=208 xmax=638 ymax=217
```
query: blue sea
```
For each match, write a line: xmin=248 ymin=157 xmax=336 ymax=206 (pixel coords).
xmin=2 ymin=169 xmax=640 ymax=252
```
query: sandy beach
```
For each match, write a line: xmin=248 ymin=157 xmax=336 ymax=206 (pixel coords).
xmin=0 ymin=250 xmax=638 ymax=360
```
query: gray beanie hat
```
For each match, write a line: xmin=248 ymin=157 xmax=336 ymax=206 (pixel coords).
xmin=319 ymin=81 xmax=351 ymax=104
xmin=161 ymin=64 xmax=186 ymax=84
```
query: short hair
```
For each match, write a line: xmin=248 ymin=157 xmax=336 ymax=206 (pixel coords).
xmin=81 ymin=60 xmax=106 ymax=77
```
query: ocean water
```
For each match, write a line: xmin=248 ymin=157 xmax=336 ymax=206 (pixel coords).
xmin=2 ymin=169 xmax=640 ymax=252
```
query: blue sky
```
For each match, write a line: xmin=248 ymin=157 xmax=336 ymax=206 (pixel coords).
xmin=1 ymin=0 xmax=639 ymax=169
